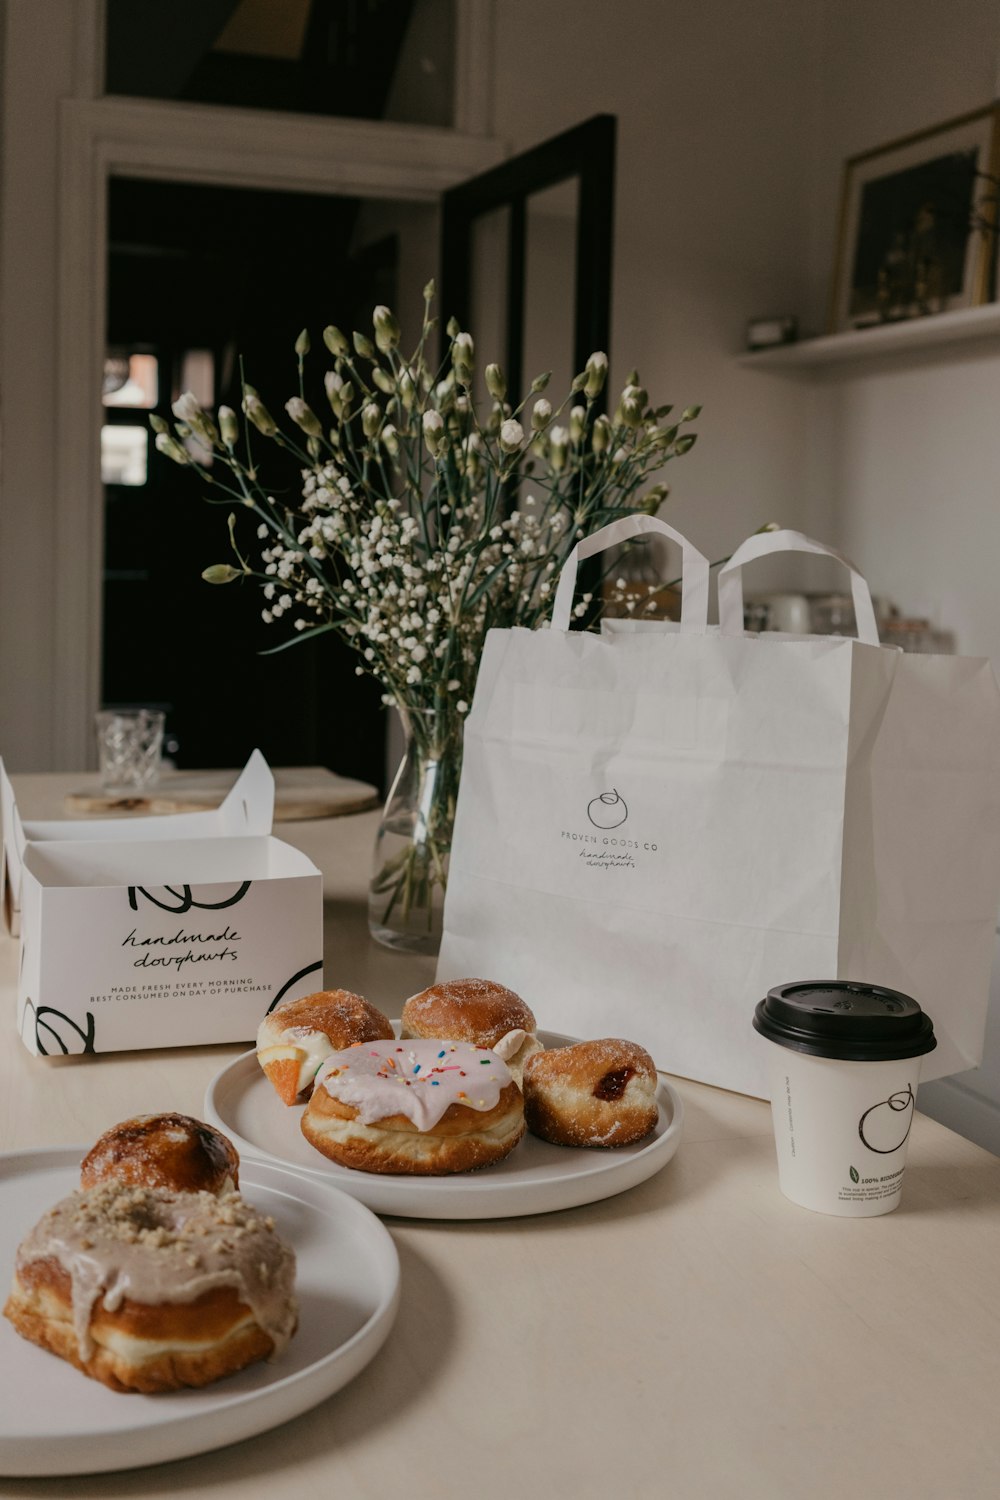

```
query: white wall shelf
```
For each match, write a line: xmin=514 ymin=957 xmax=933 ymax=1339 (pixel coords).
xmin=738 ymin=301 xmax=1000 ymax=372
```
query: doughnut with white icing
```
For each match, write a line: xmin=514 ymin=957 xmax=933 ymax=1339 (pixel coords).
xmin=3 ymin=1183 xmax=297 ymax=1392
xmin=257 ymin=988 xmax=394 ymax=1105
xmin=301 ymin=1038 xmax=525 ymax=1174
xmin=80 ymin=1113 xmax=239 ymax=1196
xmin=400 ymin=978 xmax=543 ymax=1087
xmin=522 ymin=1039 xmax=659 ymax=1148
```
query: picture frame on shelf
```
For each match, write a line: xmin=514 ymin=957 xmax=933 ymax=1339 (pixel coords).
xmin=828 ymin=104 xmax=1000 ymax=334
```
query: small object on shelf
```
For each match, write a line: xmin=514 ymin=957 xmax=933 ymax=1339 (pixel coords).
xmin=745 ymin=315 xmax=798 ymax=351
xmin=739 ymin=302 xmax=1000 ymax=369
xmin=882 ymin=617 xmax=950 ymax=653
xmin=743 ymin=599 xmax=770 ymax=632
xmin=810 ymin=592 xmax=857 ymax=636
xmin=749 ymin=592 xmax=811 ymax=634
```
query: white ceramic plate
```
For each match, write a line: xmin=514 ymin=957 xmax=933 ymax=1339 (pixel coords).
xmin=205 ymin=1028 xmax=684 ymax=1220
xmin=0 ymin=1147 xmax=400 ymax=1477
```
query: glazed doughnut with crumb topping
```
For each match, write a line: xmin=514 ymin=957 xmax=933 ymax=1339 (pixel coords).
xmin=3 ymin=1183 xmax=297 ymax=1392
xmin=302 ymin=1038 xmax=525 ymax=1174
xmin=80 ymin=1114 xmax=240 ymax=1196
xmin=401 ymin=978 xmax=543 ymax=1086
xmin=257 ymin=989 xmax=394 ymax=1105
xmin=523 ymin=1039 xmax=659 ymax=1148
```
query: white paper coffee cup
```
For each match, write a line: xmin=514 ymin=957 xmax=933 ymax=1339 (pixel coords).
xmin=753 ymin=981 xmax=937 ymax=1217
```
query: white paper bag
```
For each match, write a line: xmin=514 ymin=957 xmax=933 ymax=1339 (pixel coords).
xmin=438 ymin=519 xmax=1000 ymax=1098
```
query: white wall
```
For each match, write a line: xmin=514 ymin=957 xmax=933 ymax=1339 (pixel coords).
xmin=801 ymin=0 xmax=1000 ymax=666
xmin=0 ymin=1 xmax=77 ymax=769
xmin=490 ymin=0 xmax=826 ymax=568
xmin=490 ymin=0 xmax=1000 ymax=1152
xmin=795 ymin=0 xmax=1000 ymax=1150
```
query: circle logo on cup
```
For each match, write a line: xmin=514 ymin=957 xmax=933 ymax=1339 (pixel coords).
xmin=858 ymin=1085 xmax=915 ymax=1154
xmin=587 ymin=789 xmax=628 ymax=829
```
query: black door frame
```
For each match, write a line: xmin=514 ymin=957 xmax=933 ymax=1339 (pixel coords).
xmin=440 ymin=114 xmax=616 ymax=408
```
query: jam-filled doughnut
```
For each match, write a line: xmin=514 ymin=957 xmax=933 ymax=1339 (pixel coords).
xmin=301 ymin=1038 xmax=525 ymax=1174
xmin=522 ymin=1039 xmax=659 ymax=1148
xmin=401 ymin=978 xmax=543 ymax=1087
xmin=257 ymin=988 xmax=394 ymax=1105
xmin=80 ymin=1113 xmax=240 ymax=1195
xmin=3 ymin=1183 xmax=297 ymax=1392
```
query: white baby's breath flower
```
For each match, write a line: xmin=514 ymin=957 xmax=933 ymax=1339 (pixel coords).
xmin=285 ymin=397 xmax=323 ymax=438
xmin=154 ymin=432 xmax=190 ymax=466
xmin=242 ymin=388 xmax=277 ymax=436
xmin=422 ymin=409 xmax=446 ymax=458
xmin=172 ymin=391 xmax=205 ymax=427
xmin=499 ymin=418 xmax=524 ymax=452
xmin=584 ymin=351 xmax=608 ymax=399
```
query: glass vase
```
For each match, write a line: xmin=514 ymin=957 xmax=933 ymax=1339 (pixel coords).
xmin=368 ymin=709 xmax=460 ymax=954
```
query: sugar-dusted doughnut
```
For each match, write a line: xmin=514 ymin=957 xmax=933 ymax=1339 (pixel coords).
xmin=400 ymin=978 xmax=543 ymax=1086
xmin=80 ymin=1113 xmax=240 ymax=1195
xmin=301 ymin=1038 xmax=525 ymax=1175
xmin=3 ymin=1183 xmax=297 ymax=1392
xmin=522 ymin=1039 xmax=659 ymax=1148
xmin=257 ymin=988 xmax=394 ymax=1105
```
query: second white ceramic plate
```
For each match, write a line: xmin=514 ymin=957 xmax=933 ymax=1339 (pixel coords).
xmin=0 ymin=1148 xmax=400 ymax=1477
xmin=205 ymin=1029 xmax=683 ymax=1220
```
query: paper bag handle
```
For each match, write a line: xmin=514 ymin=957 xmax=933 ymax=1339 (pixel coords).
xmin=550 ymin=514 xmax=710 ymax=633
xmin=717 ymin=528 xmax=880 ymax=645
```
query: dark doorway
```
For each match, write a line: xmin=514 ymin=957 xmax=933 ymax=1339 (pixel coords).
xmin=102 ymin=175 xmax=406 ymax=785
xmin=102 ymin=115 xmax=616 ymax=782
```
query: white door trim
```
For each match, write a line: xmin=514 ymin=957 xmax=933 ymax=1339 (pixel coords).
xmin=51 ymin=100 xmax=501 ymax=770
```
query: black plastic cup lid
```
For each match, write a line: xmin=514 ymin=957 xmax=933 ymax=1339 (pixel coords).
xmin=753 ymin=981 xmax=937 ymax=1062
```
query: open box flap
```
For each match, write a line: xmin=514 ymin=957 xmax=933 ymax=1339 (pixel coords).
xmin=0 ymin=759 xmax=26 ymax=929
xmin=1 ymin=751 xmax=275 ymax=931
xmin=20 ymin=750 xmax=274 ymax=843
xmin=21 ymin=832 xmax=319 ymax=888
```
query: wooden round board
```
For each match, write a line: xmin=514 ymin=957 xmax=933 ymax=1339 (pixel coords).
xmin=64 ymin=766 xmax=380 ymax=821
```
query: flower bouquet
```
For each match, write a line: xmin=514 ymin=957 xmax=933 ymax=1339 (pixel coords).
xmin=153 ymin=284 xmax=701 ymax=952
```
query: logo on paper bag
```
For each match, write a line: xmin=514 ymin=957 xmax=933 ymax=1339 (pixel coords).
xmin=858 ymin=1085 xmax=914 ymax=1154
xmin=562 ymin=786 xmax=657 ymax=870
xmin=587 ymin=789 xmax=628 ymax=829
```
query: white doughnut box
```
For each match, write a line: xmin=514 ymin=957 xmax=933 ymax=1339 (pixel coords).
xmin=1 ymin=752 xmax=324 ymax=1056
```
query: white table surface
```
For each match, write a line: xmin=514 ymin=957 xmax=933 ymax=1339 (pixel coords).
xmin=3 ymin=776 xmax=1000 ymax=1499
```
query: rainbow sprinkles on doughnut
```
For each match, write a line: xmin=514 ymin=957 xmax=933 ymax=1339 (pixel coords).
xmin=302 ymin=1037 xmax=525 ymax=1174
